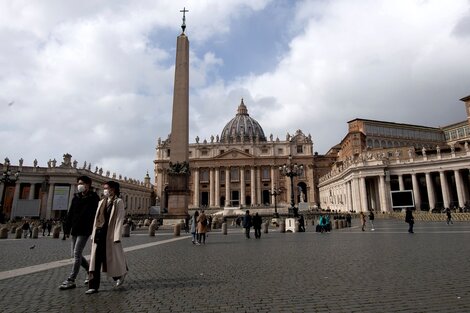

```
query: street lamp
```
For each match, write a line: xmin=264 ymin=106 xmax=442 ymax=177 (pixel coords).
xmin=269 ymin=187 xmax=282 ymax=218
xmin=279 ymin=155 xmax=303 ymax=217
xmin=0 ymin=158 xmax=21 ymax=221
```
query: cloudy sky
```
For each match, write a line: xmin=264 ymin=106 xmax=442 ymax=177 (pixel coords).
xmin=1 ymin=0 xmax=470 ymax=183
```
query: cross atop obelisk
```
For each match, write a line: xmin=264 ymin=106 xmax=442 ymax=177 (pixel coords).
xmin=180 ymin=7 xmax=189 ymax=33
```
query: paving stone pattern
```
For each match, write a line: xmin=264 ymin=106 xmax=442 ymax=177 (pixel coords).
xmin=1 ymin=220 xmax=470 ymax=312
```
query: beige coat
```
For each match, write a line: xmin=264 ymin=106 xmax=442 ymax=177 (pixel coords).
xmin=197 ymin=213 xmax=207 ymax=234
xmin=89 ymin=197 xmax=127 ymax=277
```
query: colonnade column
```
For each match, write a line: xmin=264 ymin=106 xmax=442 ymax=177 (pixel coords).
xmin=256 ymin=167 xmax=261 ymax=206
xmin=454 ymin=169 xmax=465 ymax=208
xmin=28 ymin=183 xmax=36 ymax=200
xmin=240 ymin=167 xmax=246 ymax=206
xmin=10 ymin=181 xmax=21 ymax=219
xmin=398 ymin=175 xmax=404 ymax=191
xmin=46 ymin=183 xmax=55 ymax=219
xmin=225 ymin=167 xmax=230 ymax=207
xmin=251 ymin=167 xmax=256 ymax=206
xmin=270 ymin=166 xmax=275 ymax=204
xmin=425 ymin=172 xmax=436 ymax=211
xmin=194 ymin=168 xmax=200 ymax=207
xmin=345 ymin=181 xmax=353 ymax=211
xmin=351 ymin=178 xmax=360 ymax=212
xmin=411 ymin=173 xmax=421 ymax=210
xmin=359 ymin=177 xmax=368 ymax=212
xmin=209 ymin=168 xmax=215 ymax=207
xmin=215 ymin=168 xmax=220 ymax=207
xmin=379 ymin=175 xmax=388 ymax=212
xmin=439 ymin=171 xmax=450 ymax=209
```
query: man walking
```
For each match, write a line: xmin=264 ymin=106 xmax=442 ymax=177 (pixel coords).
xmin=59 ymin=175 xmax=99 ymax=290
xmin=252 ymin=212 xmax=262 ymax=239
xmin=243 ymin=210 xmax=252 ymax=239
xmin=369 ymin=210 xmax=375 ymax=231
xmin=405 ymin=208 xmax=414 ymax=234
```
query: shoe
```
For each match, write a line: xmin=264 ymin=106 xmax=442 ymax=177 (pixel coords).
xmin=84 ymin=278 xmax=89 ymax=285
xmin=59 ymin=279 xmax=76 ymax=290
xmin=85 ymin=289 xmax=98 ymax=294
xmin=371 ymin=229 xmax=375 ymax=231
xmin=196 ymin=242 xmax=200 ymax=245
xmin=115 ymin=273 xmax=126 ymax=288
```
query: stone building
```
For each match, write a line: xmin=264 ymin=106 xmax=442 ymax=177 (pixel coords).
xmin=318 ymin=95 xmax=470 ymax=212
xmin=154 ymin=99 xmax=332 ymax=213
xmin=0 ymin=153 xmax=154 ymax=221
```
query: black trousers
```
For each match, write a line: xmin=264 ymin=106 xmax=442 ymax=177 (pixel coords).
xmin=89 ymin=241 xmax=106 ymax=290
xmin=254 ymin=227 xmax=261 ymax=238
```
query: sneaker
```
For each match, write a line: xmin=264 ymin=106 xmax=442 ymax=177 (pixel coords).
xmin=84 ymin=278 xmax=89 ymax=285
xmin=59 ymin=279 xmax=76 ymax=290
xmin=371 ymin=229 xmax=375 ymax=231
xmin=85 ymin=288 xmax=98 ymax=294
xmin=115 ymin=273 xmax=126 ymax=288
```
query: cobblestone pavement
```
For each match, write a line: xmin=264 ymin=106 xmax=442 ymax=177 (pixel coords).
xmin=1 ymin=219 xmax=470 ymax=313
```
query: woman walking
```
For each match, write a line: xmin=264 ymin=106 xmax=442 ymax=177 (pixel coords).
xmin=197 ymin=210 xmax=207 ymax=245
xmin=190 ymin=211 xmax=199 ymax=244
xmin=86 ymin=181 xmax=128 ymax=294
xmin=360 ymin=212 xmax=366 ymax=231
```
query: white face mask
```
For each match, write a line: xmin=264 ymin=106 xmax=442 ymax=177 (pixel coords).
xmin=103 ymin=189 xmax=110 ymax=197
xmin=77 ymin=184 xmax=86 ymax=193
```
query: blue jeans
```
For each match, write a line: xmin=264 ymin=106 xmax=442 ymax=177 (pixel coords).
xmin=68 ymin=235 xmax=90 ymax=281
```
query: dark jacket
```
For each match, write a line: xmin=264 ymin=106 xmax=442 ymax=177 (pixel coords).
xmin=63 ymin=191 xmax=100 ymax=236
xmin=243 ymin=214 xmax=252 ymax=228
xmin=252 ymin=214 xmax=262 ymax=229
xmin=405 ymin=210 xmax=414 ymax=224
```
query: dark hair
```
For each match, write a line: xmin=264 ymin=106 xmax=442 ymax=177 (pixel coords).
xmin=194 ymin=211 xmax=199 ymax=217
xmin=105 ymin=181 xmax=120 ymax=197
xmin=77 ymin=175 xmax=92 ymax=185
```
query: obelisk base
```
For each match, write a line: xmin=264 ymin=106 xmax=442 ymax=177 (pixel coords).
xmin=165 ymin=173 xmax=189 ymax=222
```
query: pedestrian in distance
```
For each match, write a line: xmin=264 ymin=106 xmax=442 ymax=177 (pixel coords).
xmin=445 ymin=207 xmax=453 ymax=225
xmin=86 ymin=181 xmax=128 ymax=295
xmin=197 ymin=210 xmax=207 ymax=245
xmin=252 ymin=212 xmax=262 ymax=239
xmin=190 ymin=211 xmax=199 ymax=244
xmin=360 ymin=212 xmax=366 ymax=231
xmin=21 ymin=220 xmax=30 ymax=238
xmin=405 ymin=207 xmax=414 ymax=233
xmin=243 ymin=210 xmax=252 ymax=239
xmin=59 ymin=175 xmax=100 ymax=290
xmin=298 ymin=214 xmax=305 ymax=232
xmin=46 ymin=220 xmax=52 ymax=236
xmin=369 ymin=210 xmax=375 ymax=231
xmin=346 ymin=213 xmax=352 ymax=227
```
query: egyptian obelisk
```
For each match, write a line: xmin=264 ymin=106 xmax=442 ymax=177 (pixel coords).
xmin=166 ymin=8 xmax=190 ymax=220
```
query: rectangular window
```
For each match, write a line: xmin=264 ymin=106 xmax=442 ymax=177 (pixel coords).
xmin=245 ymin=149 xmax=250 ymax=154
xmin=220 ymin=170 xmax=225 ymax=181
xmin=220 ymin=150 xmax=225 ymax=154
xmin=297 ymin=145 xmax=303 ymax=153
xmin=200 ymin=169 xmax=209 ymax=183
xmin=245 ymin=170 xmax=251 ymax=181
xmin=278 ymin=148 xmax=284 ymax=155
xmin=201 ymin=150 xmax=208 ymax=156
xmin=231 ymin=167 xmax=239 ymax=182
xmin=167 ymin=149 xmax=170 ymax=157
xmin=261 ymin=148 xmax=268 ymax=154
xmin=261 ymin=167 xmax=270 ymax=181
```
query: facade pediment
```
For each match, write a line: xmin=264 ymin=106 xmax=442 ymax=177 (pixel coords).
xmin=214 ymin=148 xmax=252 ymax=160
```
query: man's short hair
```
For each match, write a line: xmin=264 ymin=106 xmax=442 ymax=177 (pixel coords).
xmin=77 ymin=175 xmax=92 ymax=185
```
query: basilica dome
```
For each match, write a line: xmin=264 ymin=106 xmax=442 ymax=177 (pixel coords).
xmin=220 ymin=99 xmax=267 ymax=143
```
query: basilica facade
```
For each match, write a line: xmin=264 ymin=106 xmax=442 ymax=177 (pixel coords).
xmin=154 ymin=99 xmax=333 ymax=213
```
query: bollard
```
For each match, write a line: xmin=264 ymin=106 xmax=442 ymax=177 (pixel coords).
xmin=263 ymin=221 xmax=269 ymax=234
xmin=52 ymin=226 xmax=61 ymax=238
xmin=15 ymin=228 xmax=23 ymax=239
xmin=334 ymin=219 xmax=339 ymax=229
xmin=280 ymin=221 xmax=286 ymax=233
xmin=123 ymin=224 xmax=130 ymax=237
xmin=32 ymin=227 xmax=39 ymax=239
xmin=149 ymin=220 xmax=157 ymax=236
xmin=173 ymin=223 xmax=181 ymax=237
xmin=0 ymin=227 xmax=9 ymax=239
xmin=222 ymin=222 xmax=227 ymax=235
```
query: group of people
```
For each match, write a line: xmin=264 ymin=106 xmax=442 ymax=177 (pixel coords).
xmin=190 ymin=210 xmax=209 ymax=244
xmin=359 ymin=211 xmax=375 ymax=231
xmin=59 ymin=175 xmax=128 ymax=295
xmin=242 ymin=210 xmax=263 ymax=239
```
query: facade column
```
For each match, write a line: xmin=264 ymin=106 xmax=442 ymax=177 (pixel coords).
xmin=308 ymin=165 xmax=315 ymax=205
xmin=454 ymin=169 xmax=465 ymax=208
xmin=10 ymin=181 xmax=21 ymax=219
xmin=425 ymin=172 xmax=436 ymax=211
xmin=209 ymin=168 xmax=215 ymax=207
xmin=398 ymin=175 xmax=404 ymax=191
xmin=270 ymin=166 xmax=275 ymax=204
xmin=225 ymin=167 xmax=230 ymax=207
xmin=256 ymin=167 xmax=261 ymax=206
xmin=411 ymin=173 xmax=421 ymax=210
xmin=240 ymin=166 xmax=246 ymax=206
xmin=194 ymin=168 xmax=200 ymax=208
xmin=359 ymin=177 xmax=368 ymax=212
xmin=28 ymin=183 xmax=36 ymax=200
xmin=439 ymin=171 xmax=450 ymax=209
xmin=251 ymin=167 xmax=256 ymax=206
xmin=215 ymin=168 xmax=220 ymax=207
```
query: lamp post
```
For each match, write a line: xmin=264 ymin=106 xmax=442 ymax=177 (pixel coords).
xmin=269 ymin=187 xmax=282 ymax=218
xmin=279 ymin=155 xmax=303 ymax=217
xmin=0 ymin=158 xmax=21 ymax=222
